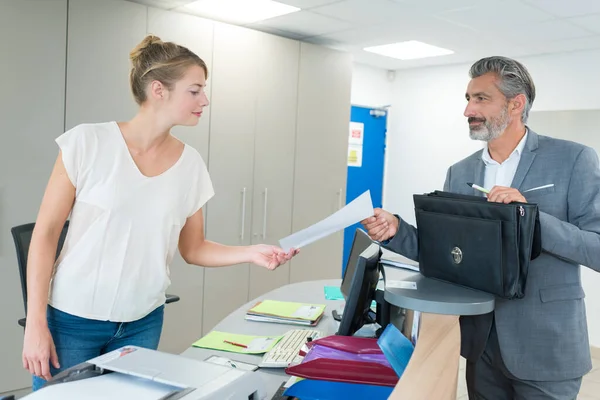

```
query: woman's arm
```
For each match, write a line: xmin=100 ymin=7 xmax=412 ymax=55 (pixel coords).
xmin=23 ymin=151 xmax=75 ymax=380
xmin=178 ymin=207 xmax=296 ymax=269
xmin=27 ymin=152 xmax=75 ymax=324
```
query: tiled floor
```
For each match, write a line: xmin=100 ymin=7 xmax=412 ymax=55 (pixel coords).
xmin=456 ymin=355 xmax=600 ymax=399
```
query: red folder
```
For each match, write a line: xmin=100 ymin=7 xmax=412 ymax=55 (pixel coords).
xmin=285 ymin=335 xmax=399 ymax=387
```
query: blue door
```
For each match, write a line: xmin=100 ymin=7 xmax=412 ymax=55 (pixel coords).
xmin=342 ymin=106 xmax=387 ymax=275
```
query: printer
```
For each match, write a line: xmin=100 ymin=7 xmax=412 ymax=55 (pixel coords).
xmin=23 ymin=346 xmax=266 ymax=400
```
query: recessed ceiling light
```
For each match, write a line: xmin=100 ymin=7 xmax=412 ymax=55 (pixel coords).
xmin=183 ymin=0 xmax=300 ymax=24
xmin=364 ymin=41 xmax=454 ymax=60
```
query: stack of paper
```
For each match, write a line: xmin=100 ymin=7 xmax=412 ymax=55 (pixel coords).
xmin=246 ymin=300 xmax=326 ymax=326
xmin=380 ymin=248 xmax=420 ymax=272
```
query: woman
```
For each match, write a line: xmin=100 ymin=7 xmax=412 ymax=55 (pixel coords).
xmin=22 ymin=34 xmax=297 ymax=391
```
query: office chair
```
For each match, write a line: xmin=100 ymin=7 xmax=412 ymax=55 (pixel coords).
xmin=11 ymin=221 xmax=180 ymax=328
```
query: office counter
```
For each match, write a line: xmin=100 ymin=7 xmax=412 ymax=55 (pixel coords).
xmin=181 ymin=279 xmax=342 ymax=396
xmin=181 ymin=268 xmax=493 ymax=399
xmin=180 ymin=268 xmax=417 ymax=398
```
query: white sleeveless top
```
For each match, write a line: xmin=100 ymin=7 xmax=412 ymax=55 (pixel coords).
xmin=48 ymin=121 xmax=214 ymax=322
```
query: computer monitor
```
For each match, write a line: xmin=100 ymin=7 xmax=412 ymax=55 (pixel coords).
xmin=341 ymin=228 xmax=375 ymax=300
xmin=337 ymin=237 xmax=383 ymax=337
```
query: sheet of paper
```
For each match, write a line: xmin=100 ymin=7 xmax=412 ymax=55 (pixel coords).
xmin=192 ymin=331 xmax=282 ymax=354
xmin=386 ymin=280 xmax=417 ymax=290
xmin=411 ymin=311 xmax=421 ymax=345
xmin=323 ymin=286 xmax=344 ymax=300
xmin=249 ymin=300 xmax=325 ymax=321
xmin=292 ymin=305 xmax=321 ymax=319
xmin=24 ymin=373 xmax=178 ymax=400
xmin=246 ymin=337 xmax=279 ymax=352
xmin=279 ymin=190 xmax=374 ymax=252
xmin=204 ymin=356 xmax=258 ymax=371
xmin=284 ymin=376 xmax=304 ymax=388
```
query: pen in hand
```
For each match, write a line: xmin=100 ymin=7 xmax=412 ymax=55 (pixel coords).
xmin=467 ymin=182 xmax=489 ymax=195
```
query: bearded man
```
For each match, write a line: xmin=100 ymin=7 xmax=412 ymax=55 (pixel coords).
xmin=362 ymin=56 xmax=600 ymax=400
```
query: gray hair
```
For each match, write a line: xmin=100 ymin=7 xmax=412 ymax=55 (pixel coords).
xmin=469 ymin=56 xmax=536 ymax=123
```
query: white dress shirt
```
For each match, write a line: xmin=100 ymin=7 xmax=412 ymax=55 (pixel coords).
xmin=482 ymin=130 xmax=528 ymax=190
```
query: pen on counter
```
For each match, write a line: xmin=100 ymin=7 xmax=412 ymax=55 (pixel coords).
xmin=466 ymin=182 xmax=490 ymax=194
xmin=223 ymin=340 xmax=248 ymax=348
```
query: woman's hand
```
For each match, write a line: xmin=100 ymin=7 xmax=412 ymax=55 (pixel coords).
xmin=250 ymin=245 xmax=299 ymax=270
xmin=22 ymin=321 xmax=60 ymax=381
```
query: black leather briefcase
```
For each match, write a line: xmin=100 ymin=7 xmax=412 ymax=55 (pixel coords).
xmin=413 ymin=190 xmax=541 ymax=299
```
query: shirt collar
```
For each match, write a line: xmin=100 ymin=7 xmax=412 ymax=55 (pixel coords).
xmin=482 ymin=128 xmax=528 ymax=166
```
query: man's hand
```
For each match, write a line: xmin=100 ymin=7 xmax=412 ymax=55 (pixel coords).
xmin=361 ymin=208 xmax=399 ymax=242
xmin=487 ymin=186 xmax=527 ymax=204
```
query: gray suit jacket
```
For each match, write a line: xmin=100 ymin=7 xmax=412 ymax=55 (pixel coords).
xmin=385 ymin=130 xmax=600 ymax=381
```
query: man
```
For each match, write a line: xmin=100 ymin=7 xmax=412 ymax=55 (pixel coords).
xmin=362 ymin=56 xmax=600 ymax=399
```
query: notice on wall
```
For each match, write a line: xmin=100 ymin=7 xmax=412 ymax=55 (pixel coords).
xmin=348 ymin=122 xmax=364 ymax=167
xmin=349 ymin=122 xmax=364 ymax=145
xmin=348 ymin=145 xmax=363 ymax=167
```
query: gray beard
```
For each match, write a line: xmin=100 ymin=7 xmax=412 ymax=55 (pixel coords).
xmin=469 ymin=106 xmax=510 ymax=142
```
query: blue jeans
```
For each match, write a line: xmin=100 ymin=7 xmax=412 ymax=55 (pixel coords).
xmin=32 ymin=305 xmax=164 ymax=391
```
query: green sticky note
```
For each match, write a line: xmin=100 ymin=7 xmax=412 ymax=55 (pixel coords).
xmin=192 ymin=331 xmax=283 ymax=354
xmin=324 ymin=286 xmax=344 ymax=300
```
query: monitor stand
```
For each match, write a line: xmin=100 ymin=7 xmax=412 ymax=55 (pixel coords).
xmin=331 ymin=288 xmax=391 ymax=338
xmin=373 ymin=288 xmax=390 ymax=337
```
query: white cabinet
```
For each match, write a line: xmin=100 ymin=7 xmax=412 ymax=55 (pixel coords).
xmin=202 ymin=23 xmax=261 ymax=333
xmin=248 ymin=34 xmax=299 ymax=300
xmin=290 ymin=43 xmax=353 ymax=283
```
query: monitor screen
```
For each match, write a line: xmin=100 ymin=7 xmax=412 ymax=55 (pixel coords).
xmin=337 ymin=240 xmax=382 ymax=337
xmin=341 ymin=229 xmax=375 ymax=300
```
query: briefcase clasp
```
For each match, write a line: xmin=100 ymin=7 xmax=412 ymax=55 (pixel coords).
xmin=451 ymin=247 xmax=463 ymax=264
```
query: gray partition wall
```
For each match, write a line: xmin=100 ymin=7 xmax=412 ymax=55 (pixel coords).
xmin=0 ymin=0 xmax=68 ymax=392
xmin=0 ymin=0 xmax=352 ymax=392
xmin=528 ymin=110 xmax=600 ymax=154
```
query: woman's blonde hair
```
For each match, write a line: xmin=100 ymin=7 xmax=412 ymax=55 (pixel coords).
xmin=129 ymin=34 xmax=208 ymax=105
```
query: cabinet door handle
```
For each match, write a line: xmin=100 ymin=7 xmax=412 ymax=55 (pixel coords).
xmin=241 ymin=187 xmax=247 ymax=241
xmin=262 ymin=188 xmax=268 ymax=239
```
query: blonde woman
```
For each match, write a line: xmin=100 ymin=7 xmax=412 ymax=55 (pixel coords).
xmin=23 ymin=35 xmax=297 ymax=391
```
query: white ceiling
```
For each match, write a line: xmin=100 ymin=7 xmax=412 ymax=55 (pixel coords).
xmin=127 ymin=0 xmax=600 ymax=70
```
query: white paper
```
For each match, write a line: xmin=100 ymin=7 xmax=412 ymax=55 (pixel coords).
xmin=246 ymin=337 xmax=278 ymax=352
xmin=23 ymin=373 xmax=178 ymax=400
xmin=279 ymin=190 xmax=374 ymax=252
xmin=204 ymin=356 xmax=258 ymax=371
xmin=386 ymin=280 xmax=417 ymax=290
xmin=348 ymin=122 xmax=364 ymax=145
xmin=380 ymin=249 xmax=420 ymax=272
xmin=292 ymin=305 xmax=320 ymax=319
xmin=284 ymin=375 xmax=301 ymax=388
xmin=411 ymin=311 xmax=421 ymax=345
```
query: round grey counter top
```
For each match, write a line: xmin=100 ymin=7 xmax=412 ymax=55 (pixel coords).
xmin=384 ymin=273 xmax=495 ymax=316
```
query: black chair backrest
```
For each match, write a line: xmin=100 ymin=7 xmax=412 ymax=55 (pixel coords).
xmin=10 ymin=221 xmax=69 ymax=315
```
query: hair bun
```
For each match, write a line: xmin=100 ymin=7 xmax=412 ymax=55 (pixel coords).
xmin=130 ymin=34 xmax=163 ymax=64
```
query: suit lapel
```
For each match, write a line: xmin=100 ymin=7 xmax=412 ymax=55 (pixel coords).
xmin=473 ymin=158 xmax=486 ymax=197
xmin=511 ymin=130 xmax=539 ymax=190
